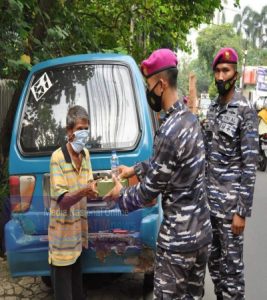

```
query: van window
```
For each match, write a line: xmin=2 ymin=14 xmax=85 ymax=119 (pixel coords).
xmin=19 ymin=63 xmax=140 ymax=155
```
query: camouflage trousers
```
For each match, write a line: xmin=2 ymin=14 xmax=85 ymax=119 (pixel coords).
xmin=208 ymin=216 xmax=245 ymax=300
xmin=153 ymin=244 xmax=210 ymax=300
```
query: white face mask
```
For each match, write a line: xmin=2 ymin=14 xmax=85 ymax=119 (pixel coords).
xmin=70 ymin=129 xmax=89 ymax=153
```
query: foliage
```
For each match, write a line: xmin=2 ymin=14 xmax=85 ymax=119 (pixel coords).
xmin=208 ymin=81 xmax=218 ymax=100
xmin=197 ymin=23 xmax=243 ymax=73
xmin=196 ymin=21 xmax=267 ymax=99
xmin=0 ymin=0 xmax=240 ymax=159
xmin=178 ymin=56 xmax=191 ymax=98
xmin=246 ymin=48 xmax=267 ymax=66
xmin=190 ymin=59 xmax=211 ymax=95
xmin=178 ymin=57 xmax=210 ymax=97
xmin=233 ymin=5 xmax=267 ymax=48
xmin=196 ymin=23 xmax=243 ymax=98
xmin=0 ymin=0 xmax=240 ymax=81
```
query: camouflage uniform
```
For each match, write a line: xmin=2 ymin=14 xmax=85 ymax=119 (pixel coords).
xmin=202 ymin=90 xmax=259 ymax=299
xmin=118 ymin=101 xmax=212 ymax=299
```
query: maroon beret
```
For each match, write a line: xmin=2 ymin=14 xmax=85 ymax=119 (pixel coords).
xmin=212 ymin=47 xmax=238 ymax=70
xmin=141 ymin=48 xmax=178 ymax=78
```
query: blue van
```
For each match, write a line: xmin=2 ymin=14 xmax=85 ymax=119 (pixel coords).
xmin=5 ymin=53 xmax=162 ymax=281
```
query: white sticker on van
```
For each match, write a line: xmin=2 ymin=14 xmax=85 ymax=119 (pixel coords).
xmin=30 ymin=72 xmax=53 ymax=102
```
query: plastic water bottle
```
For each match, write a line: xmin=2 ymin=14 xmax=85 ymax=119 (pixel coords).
xmin=104 ymin=150 xmax=119 ymax=209
xmin=110 ymin=150 xmax=119 ymax=177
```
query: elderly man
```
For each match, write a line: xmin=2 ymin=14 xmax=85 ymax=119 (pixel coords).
xmin=105 ymin=49 xmax=212 ymax=299
xmin=48 ymin=105 xmax=98 ymax=300
xmin=202 ymin=48 xmax=259 ymax=300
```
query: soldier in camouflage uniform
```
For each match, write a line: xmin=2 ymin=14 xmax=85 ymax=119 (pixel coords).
xmin=202 ymin=48 xmax=259 ymax=300
xmin=105 ymin=49 xmax=212 ymax=299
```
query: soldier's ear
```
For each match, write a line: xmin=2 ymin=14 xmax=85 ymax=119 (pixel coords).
xmin=160 ymin=78 xmax=168 ymax=90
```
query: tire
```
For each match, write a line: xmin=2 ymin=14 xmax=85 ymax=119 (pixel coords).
xmin=41 ymin=276 xmax=52 ymax=288
xmin=143 ymin=271 xmax=154 ymax=298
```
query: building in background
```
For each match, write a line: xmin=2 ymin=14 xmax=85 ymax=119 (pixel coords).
xmin=243 ymin=66 xmax=267 ymax=109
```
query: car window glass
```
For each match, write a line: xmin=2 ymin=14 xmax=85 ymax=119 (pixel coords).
xmin=19 ymin=64 xmax=140 ymax=154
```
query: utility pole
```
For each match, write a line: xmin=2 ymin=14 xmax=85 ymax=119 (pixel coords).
xmin=241 ymin=48 xmax=248 ymax=95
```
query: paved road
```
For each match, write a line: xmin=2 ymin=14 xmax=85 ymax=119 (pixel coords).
xmin=1 ymin=171 xmax=267 ymax=299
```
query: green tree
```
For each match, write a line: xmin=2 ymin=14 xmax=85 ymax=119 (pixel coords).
xmin=259 ymin=5 xmax=267 ymax=48
xmin=208 ymin=81 xmax=218 ymax=100
xmin=197 ymin=23 xmax=243 ymax=72
xmin=177 ymin=56 xmax=191 ymax=98
xmin=246 ymin=48 xmax=267 ymax=66
xmin=0 ymin=0 xmax=240 ymax=80
xmin=0 ymin=0 xmax=240 ymax=159
xmin=233 ymin=5 xmax=267 ymax=48
xmin=178 ymin=57 xmax=210 ymax=98
xmin=233 ymin=6 xmax=254 ymax=40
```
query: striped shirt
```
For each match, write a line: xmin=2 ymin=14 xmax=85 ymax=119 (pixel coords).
xmin=48 ymin=144 xmax=93 ymax=266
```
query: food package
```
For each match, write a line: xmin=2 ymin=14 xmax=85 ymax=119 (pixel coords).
xmin=97 ymin=177 xmax=128 ymax=197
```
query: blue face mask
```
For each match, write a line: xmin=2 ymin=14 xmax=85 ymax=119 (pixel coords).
xmin=70 ymin=129 xmax=89 ymax=153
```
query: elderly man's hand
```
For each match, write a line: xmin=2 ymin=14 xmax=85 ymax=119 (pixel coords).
xmin=103 ymin=175 xmax=123 ymax=202
xmin=84 ymin=180 xmax=99 ymax=199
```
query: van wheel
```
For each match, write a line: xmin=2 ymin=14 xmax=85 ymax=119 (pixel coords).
xmin=41 ymin=276 xmax=52 ymax=288
xmin=143 ymin=271 xmax=154 ymax=298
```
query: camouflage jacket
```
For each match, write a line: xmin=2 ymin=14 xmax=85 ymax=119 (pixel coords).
xmin=118 ymin=101 xmax=212 ymax=253
xmin=202 ymin=90 xmax=259 ymax=220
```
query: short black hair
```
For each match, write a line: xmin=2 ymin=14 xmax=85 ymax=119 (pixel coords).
xmin=66 ymin=105 xmax=89 ymax=130
xmin=157 ymin=68 xmax=178 ymax=89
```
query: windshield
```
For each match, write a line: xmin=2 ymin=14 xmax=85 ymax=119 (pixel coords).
xmin=19 ymin=63 xmax=140 ymax=155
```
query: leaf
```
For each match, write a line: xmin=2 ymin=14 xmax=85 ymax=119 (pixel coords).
xmin=8 ymin=0 xmax=23 ymax=13
xmin=20 ymin=54 xmax=31 ymax=64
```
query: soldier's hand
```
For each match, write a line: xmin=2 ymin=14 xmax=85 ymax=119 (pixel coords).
xmin=84 ymin=180 xmax=99 ymax=199
xmin=117 ymin=165 xmax=135 ymax=179
xmin=103 ymin=175 xmax=123 ymax=201
xmin=231 ymin=213 xmax=246 ymax=235
xmin=201 ymin=119 xmax=209 ymax=129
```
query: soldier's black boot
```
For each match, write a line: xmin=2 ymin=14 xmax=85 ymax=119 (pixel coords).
xmin=216 ymin=293 xmax=223 ymax=300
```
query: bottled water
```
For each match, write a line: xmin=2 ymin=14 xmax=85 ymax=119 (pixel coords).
xmin=103 ymin=150 xmax=119 ymax=209
xmin=110 ymin=150 xmax=119 ymax=177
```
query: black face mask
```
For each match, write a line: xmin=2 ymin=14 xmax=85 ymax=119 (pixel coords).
xmin=215 ymin=73 xmax=237 ymax=96
xmin=146 ymin=81 xmax=163 ymax=112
